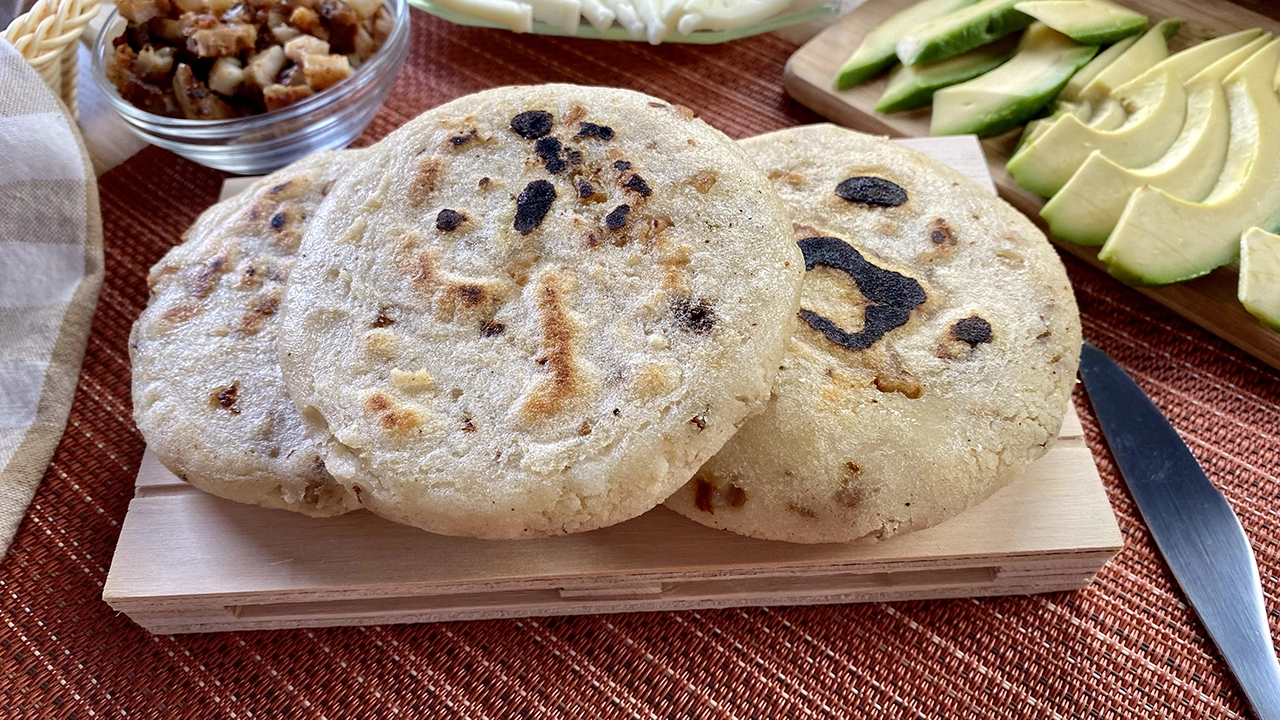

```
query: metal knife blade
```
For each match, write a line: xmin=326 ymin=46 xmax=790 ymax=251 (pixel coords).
xmin=1079 ymin=342 xmax=1280 ymax=719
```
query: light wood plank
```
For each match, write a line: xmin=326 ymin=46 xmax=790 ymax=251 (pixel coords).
xmin=104 ymin=403 xmax=1122 ymax=633
xmin=784 ymin=0 xmax=1280 ymax=371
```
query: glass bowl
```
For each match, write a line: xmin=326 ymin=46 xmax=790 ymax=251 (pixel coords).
xmin=91 ymin=0 xmax=410 ymax=175
xmin=407 ymin=0 xmax=839 ymax=44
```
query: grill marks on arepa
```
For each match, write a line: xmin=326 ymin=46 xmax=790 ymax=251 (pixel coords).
xmin=272 ymin=86 xmax=803 ymax=538
xmin=131 ymin=151 xmax=363 ymax=518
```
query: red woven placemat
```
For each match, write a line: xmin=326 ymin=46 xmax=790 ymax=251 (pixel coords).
xmin=4 ymin=12 xmax=1278 ymax=718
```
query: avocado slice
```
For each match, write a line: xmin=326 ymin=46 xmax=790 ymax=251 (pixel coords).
xmin=1240 ymin=227 xmax=1280 ymax=331
xmin=930 ymin=23 xmax=1097 ymax=138
xmin=1067 ymin=18 xmax=1180 ymax=104
xmin=834 ymin=0 xmax=980 ymax=90
xmin=1013 ymin=0 xmax=1146 ymax=46
xmin=1041 ymin=36 xmax=1269 ymax=245
xmin=1010 ymin=26 xmax=1265 ymax=197
xmin=875 ymin=35 xmax=1018 ymax=112
xmin=1099 ymin=39 xmax=1280 ymax=285
xmin=1059 ymin=33 xmax=1141 ymax=102
xmin=1008 ymin=69 xmax=1186 ymax=197
xmin=897 ymin=0 xmax=1034 ymax=67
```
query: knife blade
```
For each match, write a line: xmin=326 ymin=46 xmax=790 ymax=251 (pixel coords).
xmin=1079 ymin=342 xmax=1280 ymax=719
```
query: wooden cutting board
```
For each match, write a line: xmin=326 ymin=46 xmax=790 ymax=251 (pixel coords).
xmin=102 ymin=137 xmax=1122 ymax=635
xmin=784 ymin=0 xmax=1280 ymax=371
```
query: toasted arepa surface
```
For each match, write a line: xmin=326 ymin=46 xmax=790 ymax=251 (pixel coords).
xmin=665 ymin=124 xmax=1082 ymax=543
xmin=131 ymin=150 xmax=364 ymax=517
xmin=278 ymin=85 xmax=803 ymax=538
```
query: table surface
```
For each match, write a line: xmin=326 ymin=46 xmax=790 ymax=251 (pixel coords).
xmin=5 ymin=6 xmax=1280 ymax=719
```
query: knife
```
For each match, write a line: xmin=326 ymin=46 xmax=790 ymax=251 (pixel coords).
xmin=1079 ymin=342 xmax=1280 ymax=719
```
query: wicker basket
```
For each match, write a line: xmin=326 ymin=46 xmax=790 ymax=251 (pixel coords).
xmin=5 ymin=0 xmax=102 ymax=118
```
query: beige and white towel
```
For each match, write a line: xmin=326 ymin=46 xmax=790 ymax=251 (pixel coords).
xmin=0 ymin=39 xmax=103 ymax=558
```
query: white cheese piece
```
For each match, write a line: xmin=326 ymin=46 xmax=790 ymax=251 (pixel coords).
xmin=578 ymin=0 xmax=616 ymax=31
xmin=677 ymin=0 xmax=791 ymax=33
xmin=527 ymin=0 xmax=583 ymax=33
xmin=432 ymin=0 xmax=534 ymax=32
xmin=601 ymin=0 xmax=645 ymax=39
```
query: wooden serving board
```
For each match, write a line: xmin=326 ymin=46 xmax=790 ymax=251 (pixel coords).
xmin=102 ymin=137 xmax=1121 ymax=634
xmin=104 ymin=406 xmax=1120 ymax=634
xmin=784 ymin=0 xmax=1280 ymax=371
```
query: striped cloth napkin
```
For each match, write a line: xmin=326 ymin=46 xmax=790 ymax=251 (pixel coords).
xmin=0 ymin=40 xmax=103 ymax=558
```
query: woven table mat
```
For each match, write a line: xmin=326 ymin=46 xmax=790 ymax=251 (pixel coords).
xmin=4 ymin=11 xmax=1279 ymax=718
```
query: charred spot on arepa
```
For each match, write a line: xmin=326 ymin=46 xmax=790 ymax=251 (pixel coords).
xmin=669 ymin=296 xmax=717 ymax=335
xmin=563 ymin=105 xmax=586 ymax=126
xmin=795 ymin=236 xmax=925 ymax=351
xmin=951 ymin=315 xmax=993 ymax=346
xmin=575 ymin=122 xmax=614 ymax=140
xmin=411 ymin=249 xmax=436 ymax=292
xmin=786 ymin=503 xmax=817 ymax=519
xmin=510 ymin=110 xmax=554 ymax=139
xmin=449 ymin=128 xmax=478 ymax=146
xmin=436 ymin=280 xmax=506 ymax=322
xmin=834 ymin=475 xmax=869 ymax=509
xmin=436 ymin=209 xmax=467 ymax=232
xmin=605 ymin=204 xmax=631 ymax=230
xmin=928 ymin=217 xmax=957 ymax=246
xmin=158 ymin=302 xmax=200 ymax=327
xmin=534 ymin=136 xmax=567 ymax=174
xmin=613 ymin=160 xmax=631 ymax=171
xmin=519 ymin=271 xmax=582 ymax=422
xmin=576 ymin=178 xmax=598 ymax=200
xmin=211 ymin=383 xmax=240 ymax=414
xmin=372 ymin=308 xmax=396 ymax=327
xmin=624 ymin=174 xmax=652 ymax=197
xmin=363 ymin=390 xmax=422 ymax=436
xmin=408 ymin=156 xmax=444 ymax=206
xmin=188 ymin=254 xmax=230 ymax=299
xmin=239 ymin=289 xmax=282 ymax=335
xmin=768 ymin=169 xmax=807 ymax=188
xmin=514 ymin=180 xmax=556 ymax=235
xmin=694 ymin=476 xmax=715 ymax=513
xmin=481 ymin=320 xmax=505 ymax=337
xmin=835 ymin=176 xmax=908 ymax=207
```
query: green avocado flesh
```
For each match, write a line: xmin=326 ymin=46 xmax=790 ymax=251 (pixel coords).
xmin=1099 ymin=39 xmax=1280 ymax=286
xmin=876 ymin=35 xmax=1018 ymax=112
xmin=896 ymin=0 xmax=1034 ymax=67
xmin=930 ymin=23 xmax=1097 ymax=138
xmin=1067 ymin=18 xmax=1180 ymax=103
xmin=1058 ymin=33 xmax=1141 ymax=102
xmin=1040 ymin=36 xmax=1269 ymax=245
xmin=1240 ymin=227 xmax=1280 ymax=331
xmin=834 ymin=0 xmax=979 ymax=89
xmin=1007 ymin=28 xmax=1264 ymax=198
xmin=1013 ymin=0 xmax=1146 ymax=45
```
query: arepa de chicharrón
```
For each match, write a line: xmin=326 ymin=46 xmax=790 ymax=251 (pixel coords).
xmin=277 ymin=84 xmax=805 ymax=539
xmin=665 ymin=124 xmax=1082 ymax=544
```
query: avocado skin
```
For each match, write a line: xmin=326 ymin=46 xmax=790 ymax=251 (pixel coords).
xmin=1014 ymin=0 xmax=1147 ymax=46
xmin=931 ymin=25 xmax=1098 ymax=139
xmin=938 ymin=73 xmax=1077 ymax=137
xmin=898 ymin=0 xmax=1034 ymax=66
xmin=875 ymin=36 xmax=1018 ymax=112
xmin=834 ymin=0 xmax=981 ymax=90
